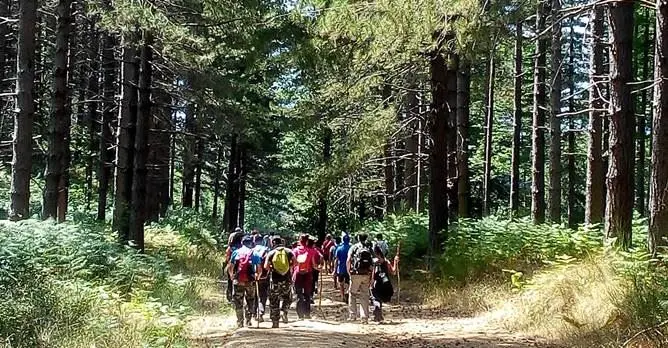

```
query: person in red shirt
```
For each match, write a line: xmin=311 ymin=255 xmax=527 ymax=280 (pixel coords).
xmin=292 ymin=234 xmax=318 ymax=319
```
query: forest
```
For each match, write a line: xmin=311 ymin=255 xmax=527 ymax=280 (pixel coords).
xmin=2 ymin=0 xmax=668 ymax=347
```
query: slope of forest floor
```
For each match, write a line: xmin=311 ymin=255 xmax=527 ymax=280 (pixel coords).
xmin=186 ymin=277 xmax=555 ymax=348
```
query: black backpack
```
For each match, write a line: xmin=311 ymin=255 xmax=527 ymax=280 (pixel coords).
xmin=372 ymin=261 xmax=394 ymax=303
xmin=352 ymin=242 xmax=373 ymax=275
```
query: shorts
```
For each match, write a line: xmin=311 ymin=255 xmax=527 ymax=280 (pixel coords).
xmin=337 ymin=273 xmax=350 ymax=284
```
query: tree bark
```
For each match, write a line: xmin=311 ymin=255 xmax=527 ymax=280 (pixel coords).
xmin=113 ymin=38 xmax=138 ymax=242
xmin=482 ymin=50 xmax=495 ymax=217
xmin=194 ymin=134 xmax=204 ymax=211
xmin=43 ymin=0 xmax=73 ymax=220
xmin=605 ymin=2 xmax=635 ymax=249
xmin=531 ymin=0 xmax=549 ymax=224
xmin=567 ymin=27 xmax=577 ymax=229
xmin=97 ymin=32 xmax=117 ymax=221
xmin=586 ymin=5 xmax=606 ymax=226
xmin=129 ymin=31 xmax=153 ymax=252
xmin=649 ymin=0 xmax=668 ymax=256
xmin=237 ymin=145 xmax=247 ymax=228
xmin=223 ymin=135 xmax=239 ymax=232
xmin=405 ymin=88 xmax=419 ymax=211
xmin=457 ymin=60 xmax=470 ymax=218
xmin=182 ymin=104 xmax=196 ymax=208
xmin=510 ymin=20 xmax=523 ymax=218
xmin=447 ymin=54 xmax=458 ymax=220
xmin=86 ymin=25 xmax=100 ymax=212
xmin=428 ymin=31 xmax=451 ymax=257
xmin=637 ymin=8 xmax=652 ymax=217
xmin=548 ymin=0 xmax=563 ymax=223
xmin=318 ymin=127 xmax=332 ymax=240
xmin=10 ymin=0 xmax=37 ymax=220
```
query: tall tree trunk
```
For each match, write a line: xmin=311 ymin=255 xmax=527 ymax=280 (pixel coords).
xmin=510 ymin=20 xmax=523 ymax=218
xmin=194 ymin=135 xmax=204 ymax=211
xmin=318 ymin=127 xmax=332 ymax=240
xmin=145 ymin=70 xmax=171 ymax=221
xmin=586 ymin=5 xmax=606 ymax=225
xmin=113 ymin=39 xmax=138 ymax=242
xmin=457 ymin=60 xmax=470 ymax=218
xmin=531 ymin=0 xmax=549 ymax=224
xmin=10 ymin=0 xmax=37 ymax=220
xmin=482 ymin=50 xmax=495 ymax=217
xmin=637 ymin=9 xmax=652 ymax=217
xmin=237 ymin=145 xmax=247 ymax=229
xmin=97 ymin=32 xmax=117 ymax=221
xmin=182 ymin=104 xmax=195 ymax=208
xmin=548 ymin=0 xmax=563 ymax=223
xmin=129 ymin=31 xmax=153 ymax=252
xmin=223 ymin=135 xmax=239 ymax=232
xmin=567 ymin=27 xmax=577 ymax=229
xmin=169 ymin=108 xmax=176 ymax=206
xmin=405 ymin=88 xmax=419 ymax=211
xmin=43 ymin=0 xmax=72 ymax=220
xmin=86 ymin=25 xmax=99 ymax=211
xmin=447 ymin=54 xmax=458 ymax=220
xmin=605 ymin=2 xmax=635 ymax=249
xmin=649 ymin=0 xmax=668 ymax=256
xmin=428 ymin=31 xmax=451 ymax=257
xmin=212 ymin=145 xmax=223 ymax=219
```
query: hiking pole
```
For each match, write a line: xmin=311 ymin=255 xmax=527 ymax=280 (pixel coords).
xmin=256 ymin=279 xmax=261 ymax=328
xmin=395 ymin=241 xmax=401 ymax=305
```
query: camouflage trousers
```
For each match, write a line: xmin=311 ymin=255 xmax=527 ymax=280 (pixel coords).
xmin=233 ymin=282 xmax=256 ymax=324
xmin=269 ymin=280 xmax=292 ymax=323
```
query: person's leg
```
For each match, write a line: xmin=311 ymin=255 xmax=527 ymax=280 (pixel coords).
xmin=269 ymin=282 xmax=280 ymax=326
xmin=294 ymin=274 xmax=305 ymax=319
xmin=258 ymin=280 xmax=269 ymax=320
xmin=348 ymin=275 xmax=360 ymax=320
xmin=245 ymin=283 xmax=256 ymax=325
xmin=233 ymin=284 xmax=245 ymax=327
xmin=303 ymin=272 xmax=313 ymax=318
xmin=359 ymin=278 xmax=370 ymax=322
xmin=280 ymin=281 xmax=291 ymax=323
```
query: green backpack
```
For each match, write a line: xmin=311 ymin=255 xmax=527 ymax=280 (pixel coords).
xmin=272 ymin=247 xmax=290 ymax=275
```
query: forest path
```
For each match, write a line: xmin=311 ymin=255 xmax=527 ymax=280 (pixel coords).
xmin=186 ymin=276 xmax=555 ymax=348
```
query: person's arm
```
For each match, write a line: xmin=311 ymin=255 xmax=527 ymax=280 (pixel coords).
xmin=346 ymin=247 xmax=353 ymax=275
xmin=264 ymin=251 xmax=272 ymax=271
xmin=388 ymin=256 xmax=399 ymax=275
xmin=333 ymin=252 xmax=339 ymax=275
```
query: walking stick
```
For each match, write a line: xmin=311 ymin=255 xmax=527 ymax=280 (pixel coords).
xmin=395 ymin=241 xmax=401 ymax=305
xmin=256 ymin=279 xmax=261 ymax=328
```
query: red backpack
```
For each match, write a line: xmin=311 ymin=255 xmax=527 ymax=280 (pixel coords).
xmin=235 ymin=248 xmax=254 ymax=283
xmin=294 ymin=247 xmax=312 ymax=274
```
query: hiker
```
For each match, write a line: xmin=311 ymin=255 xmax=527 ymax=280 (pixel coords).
xmin=347 ymin=233 xmax=374 ymax=323
xmin=252 ymin=234 xmax=270 ymax=323
xmin=229 ymin=235 xmax=260 ymax=328
xmin=264 ymin=236 xmax=294 ymax=328
xmin=263 ymin=231 xmax=275 ymax=247
xmin=333 ymin=233 xmax=351 ymax=301
xmin=322 ymin=234 xmax=335 ymax=273
xmin=293 ymin=234 xmax=318 ymax=320
xmin=225 ymin=228 xmax=244 ymax=303
xmin=373 ymin=233 xmax=389 ymax=257
xmin=331 ymin=236 xmax=341 ymax=288
xmin=370 ymin=244 xmax=399 ymax=322
xmin=308 ymin=237 xmax=323 ymax=302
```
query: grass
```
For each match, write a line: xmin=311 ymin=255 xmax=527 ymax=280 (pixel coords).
xmin=0 ymin=213 xmax=228 ymax=348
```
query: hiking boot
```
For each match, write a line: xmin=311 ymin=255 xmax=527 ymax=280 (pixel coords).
xmin=281 ymin=312 xmax=288 ymax=324
xmin=237 ymin=321 xmax=244 ymax=329
xmin=258 ymin=315 xmax=264 ymax=323
xmin=272 ymin=322 xmax=279 ymax=329
xmin=361 ymin=318 xmax=368 ymax=325
xmin=304 ymin=314 xmax=312 ymax=320
xmin=245 ymin=318 xmax=252 ymax=327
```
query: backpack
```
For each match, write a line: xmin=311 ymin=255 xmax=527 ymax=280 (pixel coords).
xmin=372 ymin=261 xmax=394 ymax=303
xmin=272 ymin=247 xmax=290 ymax=275
xmin=235 ymin=248 xmax=254 ymax=283
xmin=352 ymin=243 xmax=373 ymax=275
xmin=295 ymin=247 xmax=312 ymax=274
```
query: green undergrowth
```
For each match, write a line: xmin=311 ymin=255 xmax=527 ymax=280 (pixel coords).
xmin=0 ymin=211 xmax=224 ymax=348
xmin=365 ymin=213 xmax=668 ymax=347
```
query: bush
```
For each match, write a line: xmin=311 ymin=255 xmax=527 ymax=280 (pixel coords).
xmin=0 ymin=217 xmax=213 ymax=347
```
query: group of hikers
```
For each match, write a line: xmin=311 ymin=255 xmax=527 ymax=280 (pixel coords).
xmin=223 ymin=227 xmax=399 ymax=329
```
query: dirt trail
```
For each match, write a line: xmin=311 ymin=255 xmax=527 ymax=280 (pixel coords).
xmin=187 ymin=276 xmax=554 ymax=348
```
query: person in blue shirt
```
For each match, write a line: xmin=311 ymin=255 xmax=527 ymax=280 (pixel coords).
xmin=252 ymin=234 xmax=270 ymax=322
xmin=333 ymin=233 xmax=351 ymax=302
xmin=229 ymin=235 xmax=261 ymax=328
